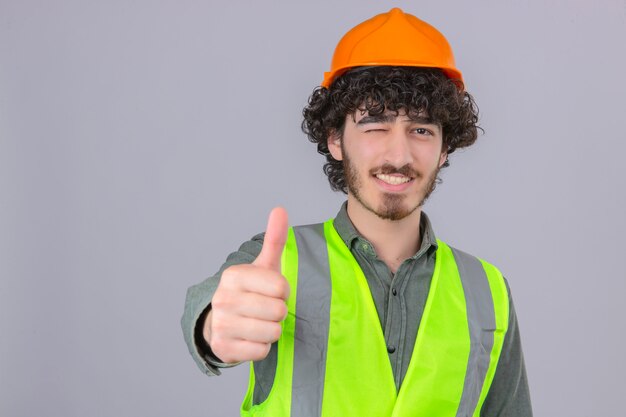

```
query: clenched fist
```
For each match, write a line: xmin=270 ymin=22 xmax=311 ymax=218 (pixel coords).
xmin=204 ymin=207 xmax=290 ymax=363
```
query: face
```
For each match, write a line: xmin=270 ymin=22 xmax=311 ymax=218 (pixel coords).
xmin=328 ymin=109 xmax=447 ymax=221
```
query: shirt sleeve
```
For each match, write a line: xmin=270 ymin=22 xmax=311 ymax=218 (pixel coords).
xmin=481 ymin=280 xmax=533 ymax=417
xmin=180 ymin=233 xmax=264 ymax=376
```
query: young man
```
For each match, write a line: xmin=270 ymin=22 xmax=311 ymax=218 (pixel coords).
xmin=182 ymin=8 xmax=532 ymax=416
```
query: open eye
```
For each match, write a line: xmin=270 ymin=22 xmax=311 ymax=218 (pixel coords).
xmin=412 ymin=127 xmax=432 ymax=135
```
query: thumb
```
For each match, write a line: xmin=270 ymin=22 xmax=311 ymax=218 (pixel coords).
xmin=254 ymin=206 xmax=289 ymax=271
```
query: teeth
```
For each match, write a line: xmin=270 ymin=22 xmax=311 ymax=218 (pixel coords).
xmin=376 ymin=174 xmax=411 ymax=185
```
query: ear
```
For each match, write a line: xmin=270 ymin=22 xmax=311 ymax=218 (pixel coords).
xmin=327 ymin=130 xmax=343 ymax=161
xmin=438 ymin=150 xmax=448 ymax=167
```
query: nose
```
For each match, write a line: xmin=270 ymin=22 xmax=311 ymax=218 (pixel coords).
xmin=383 ymin=130 xmax=414 ymax=168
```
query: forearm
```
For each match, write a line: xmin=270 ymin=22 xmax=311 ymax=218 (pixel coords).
xmin=180 ymin=233 xmax=265 ymax=375
xmin=181 ymin=275 xmax=225 ymax=375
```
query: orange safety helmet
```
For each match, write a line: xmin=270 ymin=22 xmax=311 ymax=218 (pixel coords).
xmin=321 ymin=8 xmax=463 ymax=88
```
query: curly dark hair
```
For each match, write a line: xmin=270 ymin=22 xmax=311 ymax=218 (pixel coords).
xmin=301 ymin=66 xmax=481 ymax=193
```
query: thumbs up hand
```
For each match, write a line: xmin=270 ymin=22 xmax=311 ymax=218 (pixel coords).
xmin=204 ymin=207 xmax=290 ymax=364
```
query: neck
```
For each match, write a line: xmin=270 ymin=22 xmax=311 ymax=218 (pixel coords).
xmin=346 ymin=196 xmax=422 ymax=274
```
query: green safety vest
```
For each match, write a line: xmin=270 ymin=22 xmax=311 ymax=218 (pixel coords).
xmin=241 ymin=220 xmax=509 ymax=417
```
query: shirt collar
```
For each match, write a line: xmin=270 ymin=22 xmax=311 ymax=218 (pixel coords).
xmin=332 ymin=201 xmax=438 ymax=259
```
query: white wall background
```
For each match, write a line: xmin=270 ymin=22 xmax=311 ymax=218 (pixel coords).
xmin=1 ymin=1 xmax=625 ymax=416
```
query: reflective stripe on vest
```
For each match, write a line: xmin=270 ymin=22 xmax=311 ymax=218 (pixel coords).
xmin=241 ymin=220 xmax=509 ymax=417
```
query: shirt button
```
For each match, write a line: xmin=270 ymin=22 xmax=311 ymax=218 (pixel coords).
xmin=392 ymin=288 xmax=397 ymax=296
xmin=387 ymin=345 xmax=396 ymax=354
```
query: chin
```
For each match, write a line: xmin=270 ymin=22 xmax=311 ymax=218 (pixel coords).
xmin=372 ymin=194 xmax=422 ymax=221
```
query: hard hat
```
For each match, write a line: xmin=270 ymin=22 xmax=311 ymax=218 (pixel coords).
xmin=321 ymin=8 xmax=463 ymax=88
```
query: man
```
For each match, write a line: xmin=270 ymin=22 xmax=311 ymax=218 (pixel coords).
xmin=182 ymin=8 xmax=532 ymax=416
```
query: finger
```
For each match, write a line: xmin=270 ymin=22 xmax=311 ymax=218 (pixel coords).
xmin=219 ymin=291 xmax=288 ymax=322
xmin=211 ymin=339 xmax=272 ymax=363
xmin=220 ymin=264 xmax=290 ymax=300
xmin=214 ymin=316 xmax=283 ymax=344
xmin=253 ymin=206 xmax=288 ymax=271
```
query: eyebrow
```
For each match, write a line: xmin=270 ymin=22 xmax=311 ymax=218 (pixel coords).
xmin=356 ymin=114 xmax=395 ymax=125
xmin=355 ymin=114 xmax=435 ymax=126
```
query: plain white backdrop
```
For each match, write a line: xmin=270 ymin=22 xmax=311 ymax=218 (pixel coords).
xmin=1 ymin=1 xmax=625 ymax=416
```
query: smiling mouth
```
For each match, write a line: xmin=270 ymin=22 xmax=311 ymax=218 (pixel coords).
xmin=375 ymin=173 xmax=413 ymax=185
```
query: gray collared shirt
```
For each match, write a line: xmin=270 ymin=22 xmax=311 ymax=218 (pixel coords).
xmin=181 ymin=203 xmax=532 ymax=416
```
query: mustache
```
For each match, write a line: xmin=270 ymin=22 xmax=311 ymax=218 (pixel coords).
xmin=370 ymin=164 xmax=421 ymax=178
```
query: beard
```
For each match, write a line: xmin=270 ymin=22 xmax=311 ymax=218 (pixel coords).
xmin=343 ymin=148 xmax=440 ymax=221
